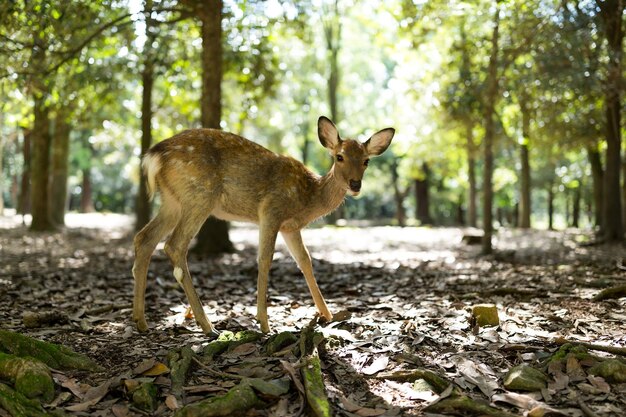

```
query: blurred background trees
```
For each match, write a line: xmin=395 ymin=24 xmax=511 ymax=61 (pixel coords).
xmin=1 ymin=0 xmax=624 ymax=247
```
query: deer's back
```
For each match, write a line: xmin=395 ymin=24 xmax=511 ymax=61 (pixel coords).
xmin=150 ymin=129 xmax=319 ymax=224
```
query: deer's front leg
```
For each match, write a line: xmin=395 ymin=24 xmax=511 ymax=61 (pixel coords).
xmin=257 ymin=223 xmax=279 ymax=333
xmin=281 ymin=230 xmax=333 ymax=321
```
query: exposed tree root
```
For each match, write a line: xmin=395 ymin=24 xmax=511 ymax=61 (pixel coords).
xmin=425 ymin=393 xmax=519 ymax=417
xmin=593 ymin=284 xmax=626 ymax=301
xmin=554 ymin=337 xmax=626 ymax=357
xmin=0 ymin=330 xmax=101 ymax=371
xmin=0 ymin=353 xmax=54 ymax=402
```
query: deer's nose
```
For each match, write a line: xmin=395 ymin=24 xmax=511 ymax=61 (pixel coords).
xmin=349 ymin=180 xmax=361 ymax=192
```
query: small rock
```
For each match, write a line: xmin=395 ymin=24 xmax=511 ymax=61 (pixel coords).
xmin=471 ymin=304 xmax=500 ymax=328
xmin=504 ymin=365 xmax=548 ymax=391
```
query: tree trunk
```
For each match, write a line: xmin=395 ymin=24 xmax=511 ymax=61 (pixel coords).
xmin=518 ymin=94 xmax=532 ymax=228
xmin=18 ymin=129 xmax=31 ymax=216
xmin=323 ymin=1 xmax=343 ymax=224
xmin=481 ymin=5 xmax=500 ymax=254
xmin=587 ymin=145 xmax=603 ymax=229
xmin=391 ymin=158 xmax=407 ymax=227
xmin=548 ymin=185 xmax=554 ymax=231
xmin=50 ymin=110 xmax=70 ymax=226
xmin=135 ymin=0 xmax=156 ymax=232
xmin=193 ymin=0 xmax=234 ymax=254
xmin=466 ymin=122 xmax=477 ymax=227
xmin=80 ymin=168 xmax=94 ymax=213
xmin=415 ymin=163 xmax=431 ymax=225
xmin=597 ymin=0 xmax=624 ymax=241
xmin=0 ymin=110 xmax=4 ymax=215
xmin=30 ymin=95 xmax=54 ymax=231
xmin=572 ymin=181 xmax=581 ymax=228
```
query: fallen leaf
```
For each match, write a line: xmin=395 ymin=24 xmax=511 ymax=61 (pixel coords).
xmin=132 ymin=358 xmax=156 ymax=375
xmin=142 ymin=361 xmax=170 ymax=376
xmin=111 ymin=403 xmax=129 ymax=417
xmin=65 ymin=379 xmax=112 ymax=412
xmin=165 ymin=394 xmax=179 ymax=410
xmin=361 ymin=356 xmax=389 ymax=375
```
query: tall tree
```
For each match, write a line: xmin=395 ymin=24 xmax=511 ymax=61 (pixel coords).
xmin=186 ymin=0 xmax=235 ymax=254
xmin=0 ymin=1 xmax=131 ymax=230
xmin=481 ymin=3 xmax=500 ymax=254
xmin=135 ymin=0 xmax=157 ymax=231
xmin=49 ymin=108 xmax=70 ymax=225
xmin=597 ymin=0 xmax=624 ymax=241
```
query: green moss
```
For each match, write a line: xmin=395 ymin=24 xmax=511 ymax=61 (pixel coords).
xmin=301 ymin=355 xmax=331 ymax=417
xmin=174 ymin=380 xmax=263 ymax=417
xmin=0 ymin=382 xmax=49 ymax=417
xmin=132 ymin=382 xmax=158 ymax=412
xmin=0 ymin=353 xmax=54 ymax=402
xmin=202 ymin=331 xmax=262 ymax=361
xmin=0 ymin=330 xmax=100 ymax=371
xmin=265 ymin=331 xmax=298 ymax=355
xmin=589 ymin=359 xmax=626 ymax=383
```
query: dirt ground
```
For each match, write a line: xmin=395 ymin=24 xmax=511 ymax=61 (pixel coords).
xmin=1 ymin=213 xmax=625 ymax=416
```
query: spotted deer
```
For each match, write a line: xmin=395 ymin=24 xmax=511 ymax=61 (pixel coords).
xmin=132 ymin=116 xmax=395 ymax=334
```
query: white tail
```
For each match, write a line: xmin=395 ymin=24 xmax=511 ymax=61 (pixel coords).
xmin=132 ymin=116 xmax=395 ymax=335
xmin=141 ymin=153 xmax=161 ymax=201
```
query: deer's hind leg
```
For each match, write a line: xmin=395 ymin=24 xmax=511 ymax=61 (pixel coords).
xmin=164 ymin=204 xmax=218 ymax=335
xmin=132 ymin=199 xmax=180 ymax=332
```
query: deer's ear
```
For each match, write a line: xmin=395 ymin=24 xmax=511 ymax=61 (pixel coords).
xmin=318 ymin=116 xmax=341 ymax=149
xmin=364 ymin=128 xmax=395 ymax=156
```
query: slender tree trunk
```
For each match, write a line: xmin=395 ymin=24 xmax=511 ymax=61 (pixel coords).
xmin=193 ymin=0 xmax=234 ymax=254
xmin=30 ymin=94 xmax=54 ymax=231
xmin=323 ymin=1 xmax=343 ymax=224
xmin=482 ymin=5 xmax=500 ymax=254
xmin=50 ymin=110 xmax=70 ymax=226
xmin=466 ymin=122 xmax=477 ymax=227
xmin=136 ymin=0 xmax=156 ymax=232
xmin=597 ymin=0 xmax=624 ymax=241
xmin=587 ymin=145 xmax=604 ymax=229
xmin=301 ymin=115 xmax=311 ymax=166
xmin=391 ymin=158 xmax=407 ymax=227
xmin=518 ymin=95 xmax=532 ymax=228
xmin=572 ymin=181 xmax=581 ymax=228
xmin=80 ymin=167 xmax=94 ymax=213
xmin=415 ymin=163 xmax=431 ymax=225
xmin=548 ymin=185 xmax=554 ymax=231
xmin=0 ymin=110 xmax=4 ymax=215
xmin=18 ymin=129 xmax=31 ymax=216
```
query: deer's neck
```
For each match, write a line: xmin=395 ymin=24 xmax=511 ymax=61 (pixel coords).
xmin=314 ymin=166 xmax=347 ymax=217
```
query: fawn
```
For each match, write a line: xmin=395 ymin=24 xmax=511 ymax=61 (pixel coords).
xmin=132 ymin=116 xmax=395 ymax=334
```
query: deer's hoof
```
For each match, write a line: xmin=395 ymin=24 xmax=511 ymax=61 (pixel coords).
xmin=135 ymin=318 xmax=149 ymax=332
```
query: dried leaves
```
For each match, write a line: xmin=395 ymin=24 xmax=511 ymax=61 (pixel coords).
xmin=1 ymin=224 xmax=626 ymax=416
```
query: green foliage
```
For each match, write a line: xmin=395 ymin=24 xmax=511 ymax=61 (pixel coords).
xmin=0 ymin=0 xmax=617 ymax=227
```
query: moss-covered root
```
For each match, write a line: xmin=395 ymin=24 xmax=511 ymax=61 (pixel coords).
xmin=202 ymin=331 xmax=262 ymax=362
xmin=301 ymin=354 xmax=331 ymax=417
xmin=593 ymin=284 xmax=626 ymax=301
xmin=0 ymin=330 xmax=101 ymax=372
xmin=375 ymin=369 xmax=452 ymax=394
xmin=174 ymin=381 xmax=263 ymax=417
xmin=168 ymin=346 xmax=194 ymax=398
xmin=424 ymin=394 xmax=519 ymax=417
xmin=0 ymin=353 xmax=54 ymax=402
xmin=0 ymin=382 xmax=49 ymax=417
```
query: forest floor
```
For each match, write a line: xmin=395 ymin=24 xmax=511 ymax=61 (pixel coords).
xmin=1 ymin=213 xmax=625 ymax=417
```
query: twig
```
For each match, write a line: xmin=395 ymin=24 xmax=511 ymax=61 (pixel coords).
xmin=578 ymin=398 xmax=600 ymax=417
xmin=554 ymin=337 xmax=626 ymax=356
xmin=191 ymin=356 xmax=245 ymax=380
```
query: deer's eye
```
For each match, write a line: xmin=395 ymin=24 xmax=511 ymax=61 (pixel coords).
xmin=364 ymin=159 xmax=370 ymax=167
xmin=336 ymin=155 xmax=344 ymax=162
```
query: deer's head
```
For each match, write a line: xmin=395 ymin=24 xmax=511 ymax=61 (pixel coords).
xmin=318 ymin=116 xmax=395 ymax=196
